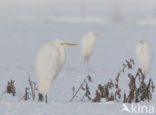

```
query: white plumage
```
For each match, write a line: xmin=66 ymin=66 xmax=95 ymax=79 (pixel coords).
xmin=136 ymin=40 xmax=152 ymax=75
xmin=81 ymin=32 xmax=100 ymax=63
xmin=35 ymin=40 xmax=77 ymax=97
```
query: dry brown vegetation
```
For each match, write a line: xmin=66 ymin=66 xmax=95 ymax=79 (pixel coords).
xmin=18 ymin=77 xmax=37 ymax=102
xmin=5 ymin=80 xmax=16 ymax=96
xmin=93 ymin=59 xmax=155 ymax=103
xmin=71 ymin=59 xmax=155 ymax=103
xmin=70 ymin=75 xmax=92 ymax=101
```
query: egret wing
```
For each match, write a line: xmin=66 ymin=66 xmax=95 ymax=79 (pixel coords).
xmin=35 ymin=43 xmax=60 ymax=96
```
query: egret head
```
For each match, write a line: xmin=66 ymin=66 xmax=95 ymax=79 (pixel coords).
xmin=89 ymin=32 xmax=100 ymax=38
xmin=54 ymin=40 xmax=78 ymax=47
xmin=139 ymin=40 xmax=144 ymax=44
xmin=54 ymin=40 xmax=65 ymax=46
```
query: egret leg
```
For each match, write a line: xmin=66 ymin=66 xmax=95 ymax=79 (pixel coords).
xmin=45 ymin=95 xmax=48 ymax=103
xmin=38 ymin=93 xmax=44 ymax=102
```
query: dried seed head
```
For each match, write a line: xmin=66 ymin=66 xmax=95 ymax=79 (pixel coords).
xmin=87 ymin=75 xmax=93 ymax=82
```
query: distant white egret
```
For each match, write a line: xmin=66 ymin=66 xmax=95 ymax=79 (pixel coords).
xmin=81 ymin=32 xmax=100 ymax=64
xmin=136 ymin=40 xmax=152 ymax=75
xmin=35 ymin=40 xmax=77 ymax=102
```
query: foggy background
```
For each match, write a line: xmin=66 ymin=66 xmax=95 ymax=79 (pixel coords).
xmin=0 ymin=0 xmax=156 ymax=68
xmin=1 ymin=0 xmax=156 ymax=24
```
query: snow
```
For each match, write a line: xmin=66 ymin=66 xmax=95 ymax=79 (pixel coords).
xmin=0 ymin=0 xmax=156 ymax=114
xmin=0 ymin=19 xmax=156 ymax=115
xmin=0 ymin=101 xmax=126 ymax=115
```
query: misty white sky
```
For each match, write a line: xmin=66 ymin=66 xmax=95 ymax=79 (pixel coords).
xmin=0 ymin=0 xmax=156 ymax=19
xmin=1 ymin=0 xmax=155 ymax=11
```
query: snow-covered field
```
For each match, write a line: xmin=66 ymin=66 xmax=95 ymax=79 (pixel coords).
xmin=0 ymin=19 xmax=155 ymax=115
xmin=0 ymin=0 xmax=156 ymax=115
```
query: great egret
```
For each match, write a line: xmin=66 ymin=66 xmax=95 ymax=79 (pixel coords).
xmin=136 ymin=40 xmax=152 ymax=75
xmin=35 ymin=40 xmax=77 ymax=102
xmin=81 ymin=32 xmax=100 ymax=64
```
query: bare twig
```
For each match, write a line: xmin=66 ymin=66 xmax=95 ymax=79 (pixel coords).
xmin=70 ymin=75 xmax=92 ymax=101
xmin=28 ymin=76 xmax=35 ymax=100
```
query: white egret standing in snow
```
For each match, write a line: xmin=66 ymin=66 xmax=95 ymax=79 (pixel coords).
xmin=81 ymin=32 xmax=100 ymax=64
xmin=136 ymin=40 xmax=152 ymax=75
xmin=35 ymin=40 xmax=77 ymax=102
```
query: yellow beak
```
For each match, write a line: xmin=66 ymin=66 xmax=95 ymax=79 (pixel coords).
xmin=62 ymin=43 xmax=78 ymax=46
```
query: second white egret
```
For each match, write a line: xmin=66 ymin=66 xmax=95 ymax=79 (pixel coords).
xmin=81 ymin=32 xmax=100 ymax=64
xmin=136 ymin=40 xmax=152 ymax=75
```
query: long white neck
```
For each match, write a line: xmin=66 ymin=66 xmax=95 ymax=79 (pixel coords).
xmin=56 ymin=45 xmax=66 ymax=68
xmin=88 ymin=34 xmax=95 ymax=45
